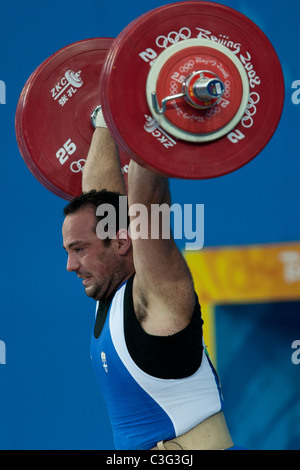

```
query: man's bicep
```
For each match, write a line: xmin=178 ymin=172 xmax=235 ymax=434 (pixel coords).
xmin=132 ymin=236 xmax=192 ymax=292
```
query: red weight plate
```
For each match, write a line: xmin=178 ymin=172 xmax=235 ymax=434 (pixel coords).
xmin=16 ymin=38 xmax=131 ymax=200
xmin=101 ymin=1 xmax=284 ymax=179
xmin=155 ymin=45 xmax=243 ymax=135
xmin=16 ymin=59 xmax=61 ymax=193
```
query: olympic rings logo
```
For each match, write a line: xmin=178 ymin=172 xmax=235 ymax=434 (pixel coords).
xmin=170 ymin=81 xmax=179 ymax=95
xmin=179 ymin=60 xmax=194 ymax=74
xmin=223 ymin=80 xmax=231 ymax=100
xmin=205 ymin=106 xmax=221 ymax=120
xmin=156 ymin=27 xmax=191 ymax=49
xmin=241 ymin=92 xmax=260 ymax=129
xmin=70 ymin=159 xmax=86 ymax=173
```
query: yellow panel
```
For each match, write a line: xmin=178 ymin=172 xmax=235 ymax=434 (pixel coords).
xmin=183 ymin=241 xmax=300 ymax=368
xmin=184 ymin=242 xmax=300 ymax=304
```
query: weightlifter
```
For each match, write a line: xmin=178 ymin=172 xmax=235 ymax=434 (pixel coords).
xmin=62 ymin=108 xmax=235 ymax=451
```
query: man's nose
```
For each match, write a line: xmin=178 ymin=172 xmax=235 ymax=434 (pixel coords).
xmin=66 ymin=253 xmax=80 ymax=272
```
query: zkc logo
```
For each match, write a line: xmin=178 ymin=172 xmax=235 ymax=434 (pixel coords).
xmin=0 ymin=80 xmax=6 ymax=104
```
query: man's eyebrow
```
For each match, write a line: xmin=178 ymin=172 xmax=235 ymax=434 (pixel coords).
xmin=63 ymin=240 xmax=84 ymax=251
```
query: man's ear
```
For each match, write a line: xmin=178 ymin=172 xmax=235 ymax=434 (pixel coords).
xmin=116 ymin=229 xmax=132 ymax=255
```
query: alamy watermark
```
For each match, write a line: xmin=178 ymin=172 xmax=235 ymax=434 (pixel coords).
xmin=0 ymin=80 xmax=6 ymax=104
xmin=291 ymin=340 xmax=300 ymax=365
xmin=96 ymin=196 xmax=204 ymax=250
xmin=0 ymin=340 xmax=6 ymax=365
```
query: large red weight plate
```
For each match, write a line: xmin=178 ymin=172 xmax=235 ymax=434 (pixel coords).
xmin=15 ymin=38 xmax=130 ymax=200
xmin=101 ymin=1 xmax=284 ymax=179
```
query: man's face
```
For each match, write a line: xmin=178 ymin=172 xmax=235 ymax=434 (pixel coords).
xmin=62 ymin=206 xmax=122 ymax=301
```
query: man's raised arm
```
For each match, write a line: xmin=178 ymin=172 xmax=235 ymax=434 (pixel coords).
xmin=82 ymin=110 xmax=126 ymax=194
xmin=127 ymin=160 xmax=195 ymax=336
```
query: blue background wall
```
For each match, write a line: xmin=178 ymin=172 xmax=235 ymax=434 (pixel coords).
xmin=0 ymin=0 xmax=299 ymax=450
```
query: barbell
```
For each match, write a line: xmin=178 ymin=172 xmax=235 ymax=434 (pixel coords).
xmin=15 ymin=1 xmax=284 ymax=200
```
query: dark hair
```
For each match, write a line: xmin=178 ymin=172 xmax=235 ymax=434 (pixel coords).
xmin=63 ymin=189 xmax=129 ymax=245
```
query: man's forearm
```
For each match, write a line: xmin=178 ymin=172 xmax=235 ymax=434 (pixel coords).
xmin=82 ymin=127 xmax=126 ymax=194
xmin=128 ymin=159 xmax=170 ymax=207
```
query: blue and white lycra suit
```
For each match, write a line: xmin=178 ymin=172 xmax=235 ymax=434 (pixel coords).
xmin=90 ymin=274 xmax=223 ymax=450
